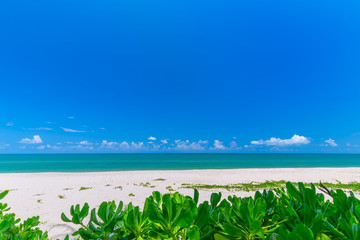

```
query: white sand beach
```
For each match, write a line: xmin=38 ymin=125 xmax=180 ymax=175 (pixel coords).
xmin=1 ymin=168 xmax=360 ymax=239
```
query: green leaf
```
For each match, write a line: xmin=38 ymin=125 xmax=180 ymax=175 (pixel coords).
xmin=71 ymin=214 xmax=81 ymax=224
xmin=286 ymin=182 xmax=303 ymax=203
xmin=324 ymin=221 xmax=346 ymax=238
xmin=195 ymin=202 xmax=210 ymax=228
xmin=338 ymin=218 xmax=352 ymax=237
xmin=194 ymin=189 xmax=199 ymax=205
xmin=90 ymin=208 xmax=100 ymax=226
xmin=179 ymin=208 xmax=193 ymax=228
xmin=0 ymin=219 xmax=9 ymax=232
xmin=239 ymin=200 xmax=251 ymax=225
xmin=187 ymin=225 xmax=200 ymax=240
xmin=295 ymin=224 xmax=314 ymax=240
xmin=147 ymin=198 xmax=165 ymax=224
xmin=61 ymin=213 xmax=72 ymax=223
xmin=222 ymin=222 xmax=245 ymax=238
xmin=152 ymin=191 xmax=162 ymax=204
xmin=79 ymin=203 xmax=89 ymax=219
xmin=253 ymin=198 xmax=266 ymax=220
xmin=98 ymin=202 xmax=108 ymax=222
xmin=355 ymin=205 xmax=360 ymax=220
xmin=210 ymin=192 xmax=221 ymax=211
xmin=0 ymin=190 xmax=9 ymax=200
xmin=115 ymin=201 xmax=123 ymax=215
xmin=78 ymin=228 xmax=100 ymax=239
xmin=70 ymin=205 xmax=75 ymax=216
xmin=249 ymin=219 xmax=262 ymax=235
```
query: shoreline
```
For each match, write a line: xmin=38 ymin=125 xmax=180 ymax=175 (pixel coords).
xmin=1 ymin=168 xmax=360 ymax=239
xmin=1 ymin=165 xmax=360 ymax=174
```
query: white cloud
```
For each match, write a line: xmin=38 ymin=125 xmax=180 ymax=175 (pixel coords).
xmin=174 ymin=140 xmax=208 ymax=151
xmin=131 ymin=142 xmax=145 ymax=150
xmin=161 ymin=139 xmax=168 ymax=144
xmin=324 ymin=138 xmax=338 ymax=147
xmin=6 ymin=122 xmax=14 ymax=126
xmin=119 ymin=141 xmax=130 ymax=149
xmin=100 ymin=140 xmax=146 ymax=151
xmin=19 ymin=135 xmax=43 ymax=144
xmin=68 ymin=116 xmax=75 ymax=119
xmin=61 ymin=127 xmax=86 ymax=133
xmin=79 ymin=140 xmax=93 ymax=145
xmin=213 ymin=140 xmax=226 ymax=149
xmin=251 ymin=134 xmax=310 ymax=146
xmin=99 ymin=128 xmax=106 ymax=130
xmin=148 ymin=136 xmax=156 ymax=141
xmin=230 ymin=141 xmax=241 ymax=149
xmin=101 ymin=140 xmax=119 ymax=148
xmin=37 ymin=145 xmax=45 ymax=150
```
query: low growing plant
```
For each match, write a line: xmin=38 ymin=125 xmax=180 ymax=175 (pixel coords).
xmin=61 ymin=182 xmax=360 ymax=240
xmin=0 ymin=190 xmax=49 ymax=239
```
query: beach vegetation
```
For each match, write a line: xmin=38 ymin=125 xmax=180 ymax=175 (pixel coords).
xmin=139 ymin=182 xmax=151 ymax=187
xmin=58 ymin=195 xmax=65 ymax=199
xmin=166 ymin=185 xmax=175 ymax=191
xmin=63 ymin=188 xmax=73 ymax=191
xmin=134 ymin=182 xmax=156 ymax=188
xmin=4 ymin=181 xmax=360 ymax=239
xmin=61 ymin=182 xmax=360 ymax=240
xmin=129 ymin=193 xmax=135 ymax=197
xmin=0 ymin=190 xmax=49 ymax=239
xmin=181 ymin=180 xmax=360 ymax=193
xmin=79 ymin=187 xmax=93 ymax=191
xmin=154 ymin=178 xmax=166 ymax=181
xmin=114 ymin=186 xmax=123 ymax=190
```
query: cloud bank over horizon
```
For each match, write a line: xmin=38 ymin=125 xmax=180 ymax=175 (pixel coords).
xmin=0 ymin=116 xmax=352 ymax=153
xmin=2 ymin=131 xmax=347 ymax=153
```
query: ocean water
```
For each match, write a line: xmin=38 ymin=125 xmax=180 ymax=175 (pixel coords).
xmin=0 ymin=154 xmax=359 ymax=173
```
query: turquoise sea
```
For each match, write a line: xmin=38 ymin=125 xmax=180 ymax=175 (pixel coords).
xmin=0 ymin=154 xmax=359 ymax=172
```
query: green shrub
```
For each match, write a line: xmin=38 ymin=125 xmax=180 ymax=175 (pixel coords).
xmin=61 ymin=182 xmax=360 ymax=240
xmin=0 ymin=190 xmax=49 ymax=239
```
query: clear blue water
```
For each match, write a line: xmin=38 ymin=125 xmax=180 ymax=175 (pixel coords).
xmin=0 ymin=154 xmax=359 ymax=172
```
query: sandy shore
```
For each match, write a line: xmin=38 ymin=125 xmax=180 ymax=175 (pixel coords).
xmin=0 ymin=167 xmax=360 ymax=239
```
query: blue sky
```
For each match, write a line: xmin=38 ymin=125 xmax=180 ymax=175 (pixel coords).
xmin=1 ymin=0 xmax=360 ymax=153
